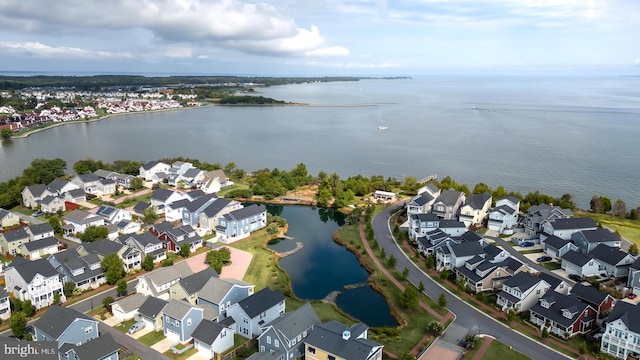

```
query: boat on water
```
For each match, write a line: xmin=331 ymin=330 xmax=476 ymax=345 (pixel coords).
xmin=378 ymin=125 xmax=388 ymax=130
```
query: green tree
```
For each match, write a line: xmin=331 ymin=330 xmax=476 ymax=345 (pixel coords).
xmin=401 ymin=267 xmax=409 ymax=280
xmin=438 ymin=293 xmax=447 ymax=308
xmin=49 ymin=216 xmax=62 ymax=234
xmin=116 ymin=279 xmax=128 ymax=296
xmin=630 ymin=244 xmax=639 ymax=256
xmin=22 ymin=300 xmax=34 ymax=317
xmin=612 ymin=199 xmax=627 ymax=218
xmin=398 ymin=352 xmax=416 ymax=360
xmin=101 ymin=253 xmax=125 ymax=285
xmin=161 ymin=258 xmax=174 ymax=267
xmin=418 ymin=281 xmax=425 ymax=293
xmin=0 ymin=128 xmax=12 ymax=140
xmin=267 ymin=223 xmax=280 ymax=235
xmin=425 ymin=255 xmax=435 ymax=269
xmin=399 ymin=286 xmax=419 ymax=309
xmin=142 ymin=254 xmax=154 ymax=271
xmin=427 ymin=320 xmax=443 ymax=335
xmin=180 ymin=243 xmax=191 ymax=257
xmin=206 ymin=248 xmax=231 ymax=273
xmin=142 ymin=206 xmax=159 ymax=225
xmin=79 ymin=226 xmax=109 ymax=242
xmin=129 ymin=177 xmax=144 ymax=191
xmin=9 ymin=312 xmax=27 ymax=339
xmin=316 ymin=185 xmax=332 ymax=207
xmin=387 ymin=254 xmax=396 ymax=267
xmin=103 ymin=296 xmax=115 ymax=310
xmin=53 ymin=292 xmax=61 ymax=305
xmin=463 ymin=334 xmax=480 ymax=349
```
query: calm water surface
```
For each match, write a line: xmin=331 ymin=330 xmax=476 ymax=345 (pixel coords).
xmin=2 ymin=76 xmax=639 ymax=208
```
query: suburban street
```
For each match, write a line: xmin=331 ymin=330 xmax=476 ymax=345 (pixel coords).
xmin=372 ymin=204 xmax=571 ymax=360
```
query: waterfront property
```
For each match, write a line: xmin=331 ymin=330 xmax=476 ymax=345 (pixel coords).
xmin=258 ymin=302 xmax=321 ymax=359
xmin=227 ymin=288 xmax=286 ymax=339
xmin=303 ymin=321 xmax=383 ymax=360
xmin=487 ymin=196 xmax=520 ymax=234
xmin=458 ymin=192 xmax=492 ymax=228
xmin=406 ymin=184 xmax=440 ymax=216
xmin=216 ymin=204 xmax=267 ymax=244
xmin=601 ymin=301 xmax=640 ymax=359
xmin=196 ymin=277 xmax=255 ymax=317
xmin=431 ymin=189 xmax=465 ymax=220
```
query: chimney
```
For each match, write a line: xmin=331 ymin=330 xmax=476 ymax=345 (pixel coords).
xmin=342 ymin=330 xmax=351 ymax=341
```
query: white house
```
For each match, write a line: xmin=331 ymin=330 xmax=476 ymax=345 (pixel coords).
xmin=601 ymin=302 xmax=640 ymax=359
xmin=560 ymin=250 xmax=601 ymax=277
xmin=496 ymin=272 xmax=551 ymax=313
xmin=458 ymin=192 xmax=492 ymax=227
xmin=4 ymin=258 xmax=65 ymax=309
xmin=95 ymin=204 xmax=132 ymax=224
xmin=192 ymin=319 xmax=235 ymax=359
xmin=487 ymin=196 xmax=521 ymax=234
xmin=63 ymin=209 xmax=105 ymax=235
xmin=139 ymin=161 xmax=171 ymax=181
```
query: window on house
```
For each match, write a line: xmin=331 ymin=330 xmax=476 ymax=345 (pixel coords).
xmin=328 ymin=356 xmax=336 ymax=360
xmin=274 ymin=340 xmax=279 ymax=347
xmin=308 ymin=347 xmax=316 ymax=355
xmin=187 ymin=319 xmax=192 ymax=326
xmin=267 ymin=336 xmax=271 ymax=344
xmin=84 ymin=327 xmax=93 ymax=334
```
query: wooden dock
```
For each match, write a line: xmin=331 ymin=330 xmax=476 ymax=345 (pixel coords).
xmin=419 ymin=174 xmax=437 ymax=183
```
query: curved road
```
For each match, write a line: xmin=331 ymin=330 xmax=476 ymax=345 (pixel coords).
xmin=372 ymin=204 xmax=571 ymax=360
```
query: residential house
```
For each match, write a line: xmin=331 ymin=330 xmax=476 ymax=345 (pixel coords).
xmin=169 ymin=267 xmax=220 ymax=304
xmin=47 ymin=178 xmax=79 ymax=197
xmin=200 ymin=169 xmax=230 ymax=194
xmin=539 ymin=272 xmax=571 ymax=295
xmin=151 ymin=188 xmax=186 ymax=210
xmin=590 ymin=244 xmax=635 ymax=278
xmin=569 ymin=283 xmax=615 ymax=321
xmin=26 ymin=222 xmax=55 ymax=240
xmin=163 ymin=299 xmax=204 ymax=344
xmin=407 ymin=213 xmax=440 ymax=242
xmin=4 ymin=257 xmax=65 ymax=309
xmin=431 ymin=189 xmax=466 ymax=220
xmin=158 ymin=224 xmax=203 ymax=253
xmin=487 ymin=196 xmax=521 ymax=234
xmin=416 ymin=229 xmax=451 ymax=256
xmin=529 ymin=291 xmax=597 ymax=339
xmin=58 ymin=332 xmax=120 ymax=360
xmin=496 ymin=272 xmax=551 ymax=312
xmin=458 ymin=192 xmax=492 ymax=227
xmin=165 ymin=198 xmax=191 ymax=222
xmin=0 ymin=227 xmax=30 ymax=255
xmin=148 ymin=221 xmax=175 ymax=238
xmin=540 ymin=217 xmax=598 ymax=243
xmin=627 ymin=258 xmax=640 ymax=296
xmin=216 ymin=204 xmax=268 ymax=244
xmin=95 ymin=204 xmax=132 ymax=224
xmin=167 ymin=161 xmax=196 ymax=186
xmin=21 ymin=184 xmax=52 ymax=208
xmin=227 ymin=288 xmax=286 ymax=339
xmin=122 ymin=232 xmax=166 ymax=263
xmin=39 ymin=195 xmax=65 ymax=213
xmin=0 ymin=208 xmax=20 ymax=227
xmin=572 ymin=229 xmax=623 ymax=254
xmin=63 ymin=209 xmax=105 ymax=235
xmin=0 ymin=287 xmax=11 ymax=320
xmin=543 ymin=235 xmax=578 ymax=259
xmin=456 ymin=257 xmax=526 ymax=293
xmin=181 ymin=168 xmax=205 ymax=187
xmin=436 ymin=241 xmax=484 ymax=271
xmin=111 ymin=293 xmax=147 ymax=321
xmin=197 ymin=277 xmax=255 ymax=317
xmin=186 ymin=189 xmax=206 ymax=201
xmin=192 ymin=319 xmax=235 ymax=358
xmin=33 ymin=305 xmax=99 ymax=348
xmin=524 ymin=204 xmax=573 ymax=237
xmin=55 ymin=252 xmax=106 ymax=291
xmin=560 ymin=250 xmax=601 ymax=277
xmin=71 ymin=173 xmax=116 ymax=195
xmin=439 ymin=220 xmax=468 ymax=236
xmin=78 ymin=239 xmax=142 ymax=271
xmin=115 ymin=220 xmax=141 ymax=234
xmin=133 ymin=201 xmax=151 ymax=217
xmin=182 ymin=193 xmax=218 ymax=226
xmin=258 ymin=303 xmax=321 ymax=359
xmin=139 ymin=160 xmax=170 ymax=181
xmin=19 ymin=236 xmax=58 ymax=260
xmin=135 ymin=261 xmax=193 ymax=299
xmin=601 ymin=301 xmax=640 ymax=359
xmin=137 ymin=296 xmax=169 ymax=331
xmin=246 ymin=353 xmax=277 ymax=360
xmin=304 ymin=321 xmax=383 ymax=360
xmin=371 ymin=190 xmax=396 ymax=203
xmin=406 ymin=184 xmax=440 ymax=215
xmin=63 ymin=188 xmax=87 ymax=204
xmin=199 ymin=198 xmax=242 ymax=233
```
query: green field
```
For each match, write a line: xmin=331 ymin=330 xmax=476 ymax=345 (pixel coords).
xmin=578 ymin=211 xmax=640 ymax=246
xmin=138 ymin=331 xmax=165 ymax=346
xmin=481 ymin=339 xmax=531 ymax=360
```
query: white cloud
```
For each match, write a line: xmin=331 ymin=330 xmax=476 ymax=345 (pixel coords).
xmin=0 ymin=41 xmax=132 ymax=59
xmin=306 ymin=46 xmax=350 ymax=57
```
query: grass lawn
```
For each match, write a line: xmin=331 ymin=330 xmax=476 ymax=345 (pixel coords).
xmin=577 ymin=211 xmax=640 ymax=246
xmin=115 ymin=319 xmax=137 ymax=334
xmin=482 ymin=339 xmax=531 ymax=360
xmin=541 ymin=262 xmax=562 ymax=271
xmin=217 ymin=183 xmax=250 ymax=197
xmin=10 ymin=205 xmax=33 ymax=216
xmin=117 ymin=193 xmax=153 ymax=209
xmin=138 ymin=330 xmax=165 ymax=346
xmin=164 ymin=347 xmax=197 ymax=360
xmin=124 ymin=355 xmax=141 ymax=360
xmin=520 ymin=249 xmax=543 ymax=255
xmin=286 ymin=297 xmax=356 ymax=325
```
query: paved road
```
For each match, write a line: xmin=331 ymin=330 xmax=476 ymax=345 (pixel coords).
xmin=372 ymin=204 xmax=571 ymax=360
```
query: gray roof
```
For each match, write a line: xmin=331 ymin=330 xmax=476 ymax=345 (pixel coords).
xmin=8 ymin=258 xmax=59 ymax=282
xmin=503 ymin=272 xmax=543 ymax=292
xmin=144 ymin=261 xmax=193 ymax=289
xmin=151 ymin=188 xmax=176 ymax=202
xmin=198 ymin=277 xmax=253 ymax=304
xmin=264 ymin=302 xmax=320 ymax=341
xmin=577 ymin=228 xmax=621 ymax=244
xmin=439 ymin=220 xmax=465 ymax=228
xmin=224 ymin=204 xmax=266 ymax=222
xmin=183 ymin=168 xmax=202 ymax=178
xmin=549 ymin=217 xmax=597 ymax=230
xmin=66 ymin=188 xmax=86 ymax=198
xmin=150 ymin=221 xmax=174 ymax=235
xmin=76 ymin=173 xmax=101 ymax=183
xmin=1 ymin=227 xmax=29 ymax=243
xmin=22 ymin=236 xmax=57 ymax=252
xmin=492 ymin=204 xmax=516 ymax=215
xmin=68 ymin=332 xmax=119 ymax=360
xmin=65 ymin=209 xmax=101 ymax=224
xmin=133 ymin=201 xmax=151 ymax=214
xmin=589 ymin=244 xmax=633 ymax=266
xmin=50 ymin=248 xmax=81 ymax=264
xmin=178 ymin=267 xmax=219 ymax=296
xmin=191 ymin=319 xmax=227 ymax=345
xmin=202 ymin=198 xmax=233 ymax=217
xmin=538 ymin=272 xmax=565 ymax=291
xmin=185 ymin=193 xmax=217 ymax=212
xmin=112 ymin=293 xmax=147 ymax=314
xmin=455 ymin=231 xmax=483 ymax=243
xmin=29 ymin=222 xmax=54 ymax=236
xmin=138 ymin=296 xmax=168 ymax=319
xmin=569 ymin=284 xmax=611 ymax=308
xmin=435 ymin=189 xmax=464 ymax=206
xmin=130 ymin=232 xmax=162 ymax=247
xmin=464 ymin=192 xmax=492 ymax=210
xmin=99 ymin=178 xmax=116 ymax=186
xmin=33 ymin=305 xmax=96 ymax=340
xmin=164 ymin=299 xmax=201 ymax=320
xmin=410 ymin=192 xmax=434 ymax=207
xmin=304 ymin=321 xmax=381 ymax=360
xmin=39 ymin=195 xmax=61 ymax=205
xmin=448 ymin=242 xmax=483 ymax=258
xmin=606 ymin=301 xmax=640 ymax=333
xmin=246 ymin=353 xmax=278 ymax=360
xmin=81 ymin=238 xmax=127 ymax=256
xmin=530 ymin=291 xmax=593 ymax=328
xmin=412 ymin=213 xmax=439 ymax=222
xmin=501 ymin=195 xmax=521 ymax=205
xmin=25 ymin=184 xmax=48 ymax=197
xmin=236 ymin=288 xmax=285 ymax=318
xmin=142 ymin=160 xmax=160 ymax=170
xmin=561 ymin=250 xmax=595 ymax=267
xmin=0 ymin=208 xmax=11 ymax=219
xmin=544 ymin=235 xmax=572 ymax=250
xmin=204 ymin=170 xmax=227 ymax=181
xmin=0 ymin=287 xmax=8 ymax=299
xmin=48 ymin=178 xmax=70 ymax=193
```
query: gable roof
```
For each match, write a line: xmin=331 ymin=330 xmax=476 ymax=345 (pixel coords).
xmin=204 ymin=169 xmax=227 ymax=181
xmin=561 ymin=250 xmax=596 ymax=267
xmin=143 ymin=261 xmax=193 ymax=291
xmin=138 ymin=296 xmax=168 ymax=319
xmin=8 ymin=258 xmax=59 ymax=282
xmin=33 ymin=305 xmax=96 ymax=340
xmin=66 ymin=188 xmax=86 ymax=198
xmin=76 ymin=173 xmax=101 ymax=183
xmin=549 ymin=217 xmax=597 ymax=230
xmin=464 ymin=192 xmax=492 ymax=209
xmin=264 ymin=302 xmax=320 ymax=341
xmin=49 ymin=248 xmax=81 ymax=264
xmin=151 ymin=188 xmax=178 ymax=202
xmin=410 ymin=192 xmax=434 ymax=207
xmin=112 ymin=293 xmax=147 ymax=314
xmin=202 ymin=198 xmax=233 ymax=217
xmin=530 ymin=291 xmax=593 ymax=328
xmin=24 ymin=184 xmax=49 ymax=197
xmin=569 ymin=284 xmax=611 ymax=308
xmin=29 ymin=222 xmax=54 ymax=236
xmin=130 ymin=232 xmax=162 ymax=247
xmin=133 ymin=201 xmax=151 ymax=214
xmin=606 ymin=301 xmax=640 ymax=333
xmin=65 ymin=209 xmax=102 ymax=224
xmin=236 ymin=288 xmax=285 ymax=318
xmin=438 ymin=220 xmax=465 ymax=228
xmin=304 ymin=321 xmax=381 ymax=360
xmin=590 ymin=244 xmax=633 ymax=267
xmin=164 ymin=299 xmax=202 ymax=320
xmin=191 ymin=319 xmax=228 ymax=345
xmin=448 ymin=241 xmax=483 ymax=258
xmin=434 ymin=189 xmax=464 ymax=206
xmin=503 ymin=272 xmax=543 ymax=292
xmin=66 ymin=332 xmax=119 ymax=360
xmin=0 ymin=208 xmax=13 ymax=219
xmin=577 ymin=228 xmax=622 ymax=244
xmin=22 ymin=236 xmax=57 ymax=252
xmin=142 ymin=160 xmax=162 ymax=170
xmin=544 ymin=235 xmax=573 ymax=250
xmin=246 ymin=353 xmax=278 ymax=360
xmin=224 ymin=204 xmax=266 ymax=221
xmin=184 ymin=193 xmax=217 ymax=212
xmin=1 ymin=227 xmax=29 ymax=243
xmin=177 ymin=267 xmax=219 ymax=296
xmin=198 ymin=277 xmax=253 ymax=304
xmin=150 ymin=221 xmax=174 ymax=235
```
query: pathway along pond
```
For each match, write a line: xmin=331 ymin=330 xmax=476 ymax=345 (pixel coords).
xmin=265 ymin=204 xmax=397 ymax=328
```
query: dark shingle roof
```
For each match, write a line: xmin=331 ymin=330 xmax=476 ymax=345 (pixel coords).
xmin=435 ymin=189 xmax=464 ymax=206
xmin=150 ymin=221 xmax=174 ymax=235
xmin=184 ymin=193 xmax=217 ymax=212
xmin=138 ymin=296 xmax=168 ymax=319
xmin=544 ymin=235 xmax=572 ymax=250
xmin=33 ymin=305 xmax=95 ymax=340
xmin=178 ymin=268 xmax=219 ymax=295
xmin=439 ymin=220 xmax=465 ymax=228
xmin=410 ymin=192 xmax=434 ymax=207
xmin=606 ymin=301 xmax=640 ymax=333
xmin=264 ymin=302 xmax=320 ymax=341
xmin=412 ymin=213 xmax=439 ymax=222
xmin=455 ymin=231 xmax=483 ymax=243
xmin=133 ymin=201 xmax=151 ymax=214
xmin=448 ymin=242 xmax=483 ymax=258
xmin=225 ymin=204 xmax=266 ymax=222
xmin=22 ymin=236 xmax=57 ymax=252
xmin=304 ymin=321 xmax=381 ymax=360
xmin=70 ymin=332 xmax=119 ymax=360
xmin=503 ymin=272 xmax=542 ymax=292
xmin=9 ymin=258 xmax=59 ymax=282
xmin=202 ymin=198 xmax=233 ymax=217
xmin=47 ymin=178 xmax=69 ymax=193
xmin=1 ymin=227 xmax=29 ymax=243
xmin=530 ymin=291 xmax=593 ymax=328
xmin=236 ymin=288 xmax=285 ymax=318
xmin=569 ymin=284 xmax=610 ymax=308
xmin=25 ymin=184 xmax=48 ymax=197
xmin=464 ymin=192 xmax=492 ymax=210
xmin=142 ymin=160 xmax=159 ymax=170
xmin=29 ymin=222 xmax=54 ymax=236
xmin=151 ymin=188 xmax=177 ymax=202
xmin=549 ymin=217 xmax=597 ymax=230
xmin=191 ymin=319 xmax=227 ymax=345
xmin=589 ymin=244 xmax=632 ymax=266
xmin=561 ymin=250 xmax=595 ymax=267
xmin=0 ymin=287 xmax=8 ymax=299
xmin=578 ymin=229 xmax=621 ymax=244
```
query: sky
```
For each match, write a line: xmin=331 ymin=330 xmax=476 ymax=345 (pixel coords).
xmin=0 ymin=0 xmax=639 ymax=76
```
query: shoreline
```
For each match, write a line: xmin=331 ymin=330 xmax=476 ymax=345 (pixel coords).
xmin=8 ymin=105 xmax=209 ymax=139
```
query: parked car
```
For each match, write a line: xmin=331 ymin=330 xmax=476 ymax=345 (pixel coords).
xmin=519 ymin=241 xmax=534 ymax=247
xmin=568 ymin=274 xmax=582 ymax=282
xmin=32 ymin=210 xmax=44 ymax=217
xmin=128 ymin=322 xmax=145 ymax=334
xmin=536 ymin=256 xmax=552 ymax=262
xmin=627 ymin=293 xmax=638 ymax=300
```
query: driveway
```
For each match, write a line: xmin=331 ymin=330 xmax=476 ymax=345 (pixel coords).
xmin=102 ymin=314 xmax=122 ymax=327
xmin=185 ymin=351 xmax=210 ymax=360
xmin=151 ymin=336 xmax=176 ymax=353
xmin=130 ymin=326 xmax=152 ymax=339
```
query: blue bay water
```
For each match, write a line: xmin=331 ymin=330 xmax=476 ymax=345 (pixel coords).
xmin=1 ymin=75 xmax=639 ymax=208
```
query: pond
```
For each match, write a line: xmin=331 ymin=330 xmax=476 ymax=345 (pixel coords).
xmin=265 ymin=204 xmax=398 ymax=328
